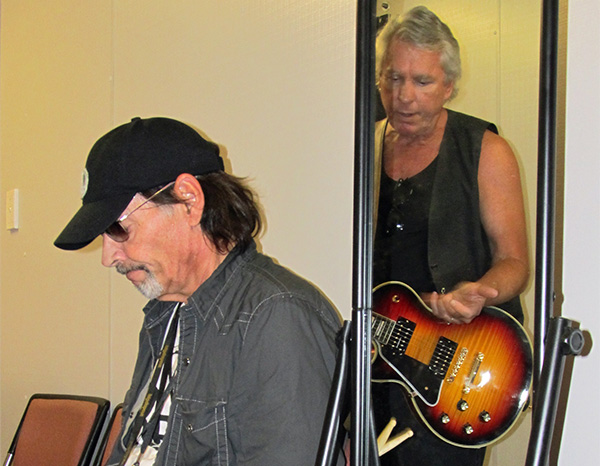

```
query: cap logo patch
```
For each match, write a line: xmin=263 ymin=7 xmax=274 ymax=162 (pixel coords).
xmin=80 ymin=168 xmax=89 ymax=199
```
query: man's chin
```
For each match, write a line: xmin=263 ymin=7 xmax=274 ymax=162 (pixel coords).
xmin=130 ymin=274 xmax=164 ymax=300
xmin=135 ymin=281 xmax=164 ymax=300
xmin=116 ymin=264 xmax=163 ymax=299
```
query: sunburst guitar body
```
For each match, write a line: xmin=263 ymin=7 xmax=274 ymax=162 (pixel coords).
xmin=371 ymin=282 xmax=533 ymax=448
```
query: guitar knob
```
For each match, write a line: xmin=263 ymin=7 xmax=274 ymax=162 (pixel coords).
xmin=440 ymin=413 xmax=450 ymax=424
xmin=457 ymin=399 xmax=469 ymax=411
xmin=463 ymin=424 xmax=474 ymax=435
xmin=479 ymin=411 xmax=491 ymax=423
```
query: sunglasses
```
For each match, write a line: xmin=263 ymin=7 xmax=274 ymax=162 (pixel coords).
xmin=104 ymin=181 xmax=175 ymax=242
xmin=385 ymin=178 xmax=413 ymax=236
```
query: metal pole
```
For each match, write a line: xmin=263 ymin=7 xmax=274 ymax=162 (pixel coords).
xmin=524 ymin=1 xmax=589 ymax=464
xmin=352 ymin=0 xmax=376 ymax=464
xmin=534 ymin=0 xmax=559 ymax=388
xmin=525 ymin=317 xmax=584 ymax=465
xmin=315 ymin=322 xmax=352 ymax=466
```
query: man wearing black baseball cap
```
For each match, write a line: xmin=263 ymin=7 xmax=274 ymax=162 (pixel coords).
xmin=55 ymin=117 xmax=343 ymax=465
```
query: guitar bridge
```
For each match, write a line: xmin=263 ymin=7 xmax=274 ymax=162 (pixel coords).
xmin=429 ymin=336 xmax=458 ymax=379
xmin=446 ymin=347 xmax=468 ymax=383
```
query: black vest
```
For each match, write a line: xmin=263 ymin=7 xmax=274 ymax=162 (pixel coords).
xmin=374 ymin=110 xmax=523 ymax=321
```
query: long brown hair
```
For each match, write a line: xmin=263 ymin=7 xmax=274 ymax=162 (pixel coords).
xmin=142 ymin=172 xmax=262 ymax=254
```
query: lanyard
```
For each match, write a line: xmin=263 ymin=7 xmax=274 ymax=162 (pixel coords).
xmin=119 ymin=306 xmax=180 ymax=466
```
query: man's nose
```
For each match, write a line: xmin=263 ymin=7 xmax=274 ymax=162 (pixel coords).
xmin=397 ymin=82 xmax=415 ymax=103
xmin=101 ymin=234 xmax=126 ymax=267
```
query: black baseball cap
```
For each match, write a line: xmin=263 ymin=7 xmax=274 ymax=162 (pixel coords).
xmin=54 ymin=117 xmax=224 ymax=250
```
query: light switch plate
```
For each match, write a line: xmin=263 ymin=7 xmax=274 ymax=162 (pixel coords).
xmin=6 ymin=188 xmax=19 ymax=230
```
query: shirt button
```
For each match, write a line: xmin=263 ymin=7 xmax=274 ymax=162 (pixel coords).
xmin=183 ymin=357 xmax=191 ymax=366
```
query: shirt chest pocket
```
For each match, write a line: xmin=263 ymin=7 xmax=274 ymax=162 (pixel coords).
xmin=176 ymin=399 xmax=231 ymax=466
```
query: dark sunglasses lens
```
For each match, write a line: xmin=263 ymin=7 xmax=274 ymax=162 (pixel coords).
xmin=105 ymin=222 xmax=128 ymax=242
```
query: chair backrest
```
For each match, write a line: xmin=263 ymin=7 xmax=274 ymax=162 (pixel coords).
xmin=5 ymin=393 xmax=110 ymax=466
xmin=97 ymin=403 xmax=123 ymax=466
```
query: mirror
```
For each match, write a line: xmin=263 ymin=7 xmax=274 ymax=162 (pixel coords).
xmin=370 ymin=1 xmax=542 ymax=465
xmin=372 ymin=0 xmax=541 ymax=336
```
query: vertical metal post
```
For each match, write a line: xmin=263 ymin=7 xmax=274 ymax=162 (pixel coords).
xmin=534 ymin=0 xmax=559 ymax=387
xmin=352 ymin=0 xmax=376 ymax=464
xmin=525 ymin=0 xmax=590 ymax=464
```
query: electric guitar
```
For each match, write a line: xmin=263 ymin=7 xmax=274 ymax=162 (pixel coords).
xmin=371 ymin=281 xmax=533 ymax=448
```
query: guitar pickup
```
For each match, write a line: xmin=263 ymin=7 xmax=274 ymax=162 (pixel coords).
xmin=429 ymin=336 xmax=458 ymax=379
xmin=389 ymin=317 xmax=416 ymax=355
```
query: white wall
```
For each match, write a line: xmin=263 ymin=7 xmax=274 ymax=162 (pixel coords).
xmin=560 ymin=0 xmax=600 ymax=463
xmin=0 ymin=0 xmax=115 ymax=447
xmin=378 ymin=3 xmax=540 ymax=464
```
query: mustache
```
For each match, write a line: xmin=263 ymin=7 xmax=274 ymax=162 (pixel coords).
xmin=115 ymin=263 xmax=151 ymax=275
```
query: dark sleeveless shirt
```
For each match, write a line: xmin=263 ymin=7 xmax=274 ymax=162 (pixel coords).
xmin=374 ymin=158 xmax=437 ymax=292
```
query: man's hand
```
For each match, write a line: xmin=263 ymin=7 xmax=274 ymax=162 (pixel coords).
xmin=422 ymin=282 xmax=499 ymax=324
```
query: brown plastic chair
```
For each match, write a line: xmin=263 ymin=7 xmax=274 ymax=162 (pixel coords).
xmin=3 ymin=393 xmax=110 ymax=466
xmin=96 ymin=403 xmax=123 ymax=466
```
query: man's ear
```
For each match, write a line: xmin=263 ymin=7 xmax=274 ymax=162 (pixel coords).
xmin=173 ymin=173 xmax=204 ymax=225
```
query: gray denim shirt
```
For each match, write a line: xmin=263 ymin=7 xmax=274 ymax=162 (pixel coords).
xmin=107 ymin=241 xmax=342 ymax=465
